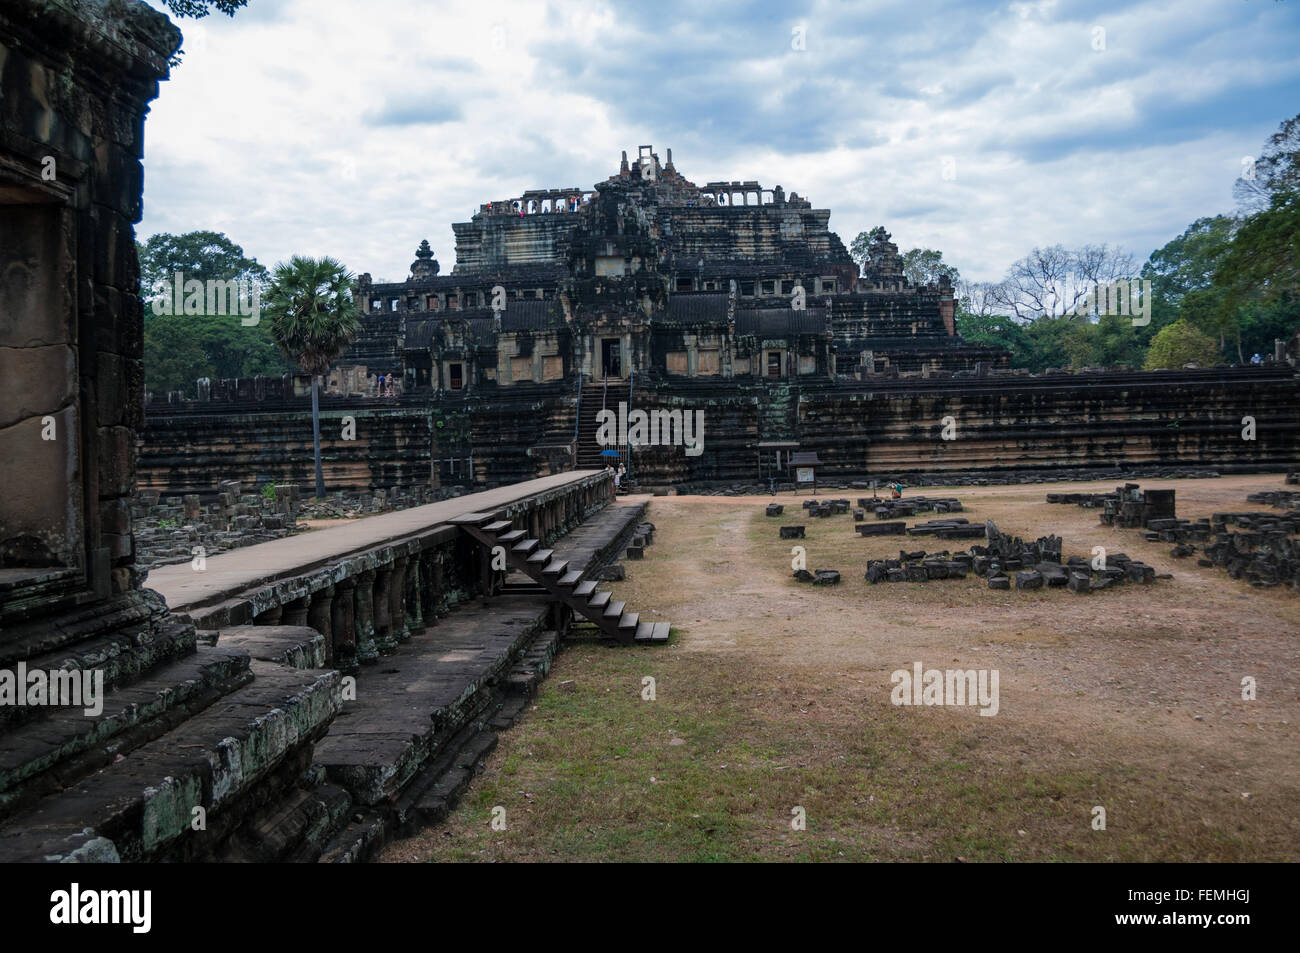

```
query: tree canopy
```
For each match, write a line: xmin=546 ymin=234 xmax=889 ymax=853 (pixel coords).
xmin=139 ymin=230 xmax=292 ymax=395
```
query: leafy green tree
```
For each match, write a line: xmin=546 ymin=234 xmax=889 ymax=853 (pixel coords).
xmin=142 ymin=320 xmax=209 ymax=394
xmin=899 ymin=248 xmax=961 ymax=287
xmin=139 ymin=231 xmax=288 ymax=394
xmin=161 ymin=0 xmax=247 ymax=15
xmin=1214 ymin=190 xmax=1300 ymax=306
xmin=265 ymin=256 xmax=361 ymax=498
xmin=955 ymin=311 xmax=1029 ymax=363
xmin=1022 ymin=315 xmax=1087 ymax=372
xmin=1143 ymin=320 xmax=1221 ymax=370
xmin=1239 ymin=296 xmax=1300 ymax=360
xmin=138 ymin=231 xmax=268 ymax=297
xmin=1059 ymin=312 xmax=1144 ymax=370
xmin=849 ymin=227 xmax=889 ymax=274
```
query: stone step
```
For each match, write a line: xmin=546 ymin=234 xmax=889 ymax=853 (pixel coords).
xmin=618 ymin=611 xmax=638 ymax=631
xmin=634 ymin=622 xmax=671 ymax=644
xmin=448 ymin=512 xmax=496 ymax=526
xmin=0 ymin=661 xmax=341 ymax=862
xmin=0 ymin=590 xmax=176 ymax=672
xmin=512 ymin=538 xmax=539 ymax=556
xmin=483 ymin=520 xmax=512 ymax=534
xmin=573 ymin=580 xmax=597 ymax=598
xmin=312 ymin=597 xmax=548 ymax=809
xmin=215 ymin=625 xmax=326 ymax=669
xmin=587 ymin=590 xmax=611 ymax=610
xmin=603 ymin=600 xmax=626 ymax=619
xmin=216 ymin=780 xmax=352 ymax=863
xmin=0 ymin=643 xmax=253 ymax=822
xmin=558 ymin=569 xmax=583 ymax=587
xmin=541 ymin=559 xmax=567 ymax=577
xmin=1 ymin=615 xmax=197 ymax=730
xmin=316 ymin=809 xmax=386 ymax=864
xmin=497 ymin=529 xmax=526 ymax=544
xmin=526 ymin=548 xmax=554 ymax=565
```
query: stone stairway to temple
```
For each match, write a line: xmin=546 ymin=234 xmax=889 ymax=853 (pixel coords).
xmin=450 ymin=512 xmax=670 ymax=644
xmin=576 ymin=376 xmax=633 ymax=470
xmin=758 ymin=380 xmax=801 ymax=443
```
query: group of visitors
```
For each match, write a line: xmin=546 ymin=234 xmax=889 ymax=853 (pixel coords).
xmin=606 ymin=462 xmax=628 ymax=492
xmin=376 ymin=373 xmax=398 ymax=398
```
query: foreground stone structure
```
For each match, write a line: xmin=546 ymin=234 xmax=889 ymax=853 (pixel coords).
xmin=0 ymin=0 xmax=653 ymax=864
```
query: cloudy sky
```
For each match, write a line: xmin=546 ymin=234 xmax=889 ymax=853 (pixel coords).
xmin=138 ymin=0 xmax=1300 ymax=283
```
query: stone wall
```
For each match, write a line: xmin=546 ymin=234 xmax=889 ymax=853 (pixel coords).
xmin=135 ymin=365 xmax=1300 ymax=493
xmin=1 ymin=0 xmax=178 ymax=613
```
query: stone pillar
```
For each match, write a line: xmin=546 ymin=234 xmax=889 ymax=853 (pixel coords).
xmin=353 ymin=569 xmax=379 ymax=664
xmin=373 ymin=565 xmax=395 ymax=654
xmin=332 ymin=578 xmax=357 ymax=672
xmin=308 ymin=585 xmax=335 ymax=663
xmin=420 ymin=550 xmax=441 ymax=623
xmin=283 ymin=595 xmax=310 ymax=627
xmin=389 ymin=555 xmax=410 ymax=643
xmin=404 ymin=556 xmax=423 ymax=633
xmin=255 ymin=604 xmax=283 ymax=625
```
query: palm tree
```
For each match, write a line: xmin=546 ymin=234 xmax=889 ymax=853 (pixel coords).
xmin=265 ymin=256 xmax=361 ymax=498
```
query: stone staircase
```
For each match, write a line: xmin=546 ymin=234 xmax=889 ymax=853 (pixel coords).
xmin=576 ymin=376 xmax=633 ymax=470
xmin=450 ymin=513 xmax=670 ymax=644
xmin=758 ymin=380 xmax=800 ymax=442
xmin=0 ymin=639 xmax=339 ymax=862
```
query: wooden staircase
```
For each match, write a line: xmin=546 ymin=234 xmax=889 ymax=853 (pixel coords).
xmin=450 ymin=513 xmax=670 ymax=644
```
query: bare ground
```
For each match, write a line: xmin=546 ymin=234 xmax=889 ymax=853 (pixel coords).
xmin=379 ymin=473 xmax=1300 ymax=863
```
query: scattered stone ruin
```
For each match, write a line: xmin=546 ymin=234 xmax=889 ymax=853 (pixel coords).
xmin=1049 ymin=481 xmax=1300 ymax=591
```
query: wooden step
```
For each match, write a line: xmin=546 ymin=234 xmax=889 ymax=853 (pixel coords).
xmin=540 ymin=560 xmax=567 ymax=576
xmin=512 ymin=538 xmax=539 ymax=556
xmin=618 ymin=611 xmax=638 ymax=630
xmin=587 ymin=591 xmax=610 ymax=610
xmin=483 ymin=520 xmax=512 ymax=534
xmin=497 ymin=530 xmax=525 ymax=544
xmin=558 ymin=570 xmax=583 ymax=587
xmin=634 ymin=621 xmax=671 ymax=644
xmin=526 ymin=549 xmax=554 ymax=565
xmin=603 ymin=601 xmax=626 ymax=619
xmin=449 ymin=512 xmax=495 ymax=526
xmin=573 ymin=580 xmax=597 ymax=598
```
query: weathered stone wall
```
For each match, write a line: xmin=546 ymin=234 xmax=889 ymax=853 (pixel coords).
xmin=0 ymin=0 xmax=178 ymax=612
xmin=136 ymin=366 xmax=1300 ymax=493
xmin=139 ymin=399 xmax=437 ymax=492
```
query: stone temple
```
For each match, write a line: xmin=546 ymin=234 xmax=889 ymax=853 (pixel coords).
xmin=348 ymin=145 xmax=1003 ymax=398
xmin=1 ymin=0 xmax=1298 ymax=868
xmin=139 ymin=147 xmax=1300 ymax=493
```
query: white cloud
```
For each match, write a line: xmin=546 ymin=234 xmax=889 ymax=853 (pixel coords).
xmin=139 ymin=0 xmax=1300 ymax=283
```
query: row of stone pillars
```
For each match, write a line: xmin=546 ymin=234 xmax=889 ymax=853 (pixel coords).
xmin=244 ymin=475 xmax=613 ymax=671
xmin=527 ymin=479 xmax=613 ymax=546
xmin=251 ymin=547 xmax=448 ymax=673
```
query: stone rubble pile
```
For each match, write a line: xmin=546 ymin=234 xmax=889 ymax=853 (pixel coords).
xmin=1151 ymin=511 xmax=1300 ymax=590
xmin=864 ymin=520 xmax=1167 ymax=594
xmin=1246 ymin=489 xmax=1300 ymax=510
xmin=1046 ymin=482 xmax=1178 ymax=528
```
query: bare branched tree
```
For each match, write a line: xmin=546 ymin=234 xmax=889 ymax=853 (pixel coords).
xmin=956 ymin=279 xmax=1002 ymax=318
xmin=989 ymin=243 xmax=1136 ymax=320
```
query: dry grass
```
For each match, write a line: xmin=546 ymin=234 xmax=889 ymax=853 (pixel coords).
xmin=380 ymin=473 xmax=1300 ymax=863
